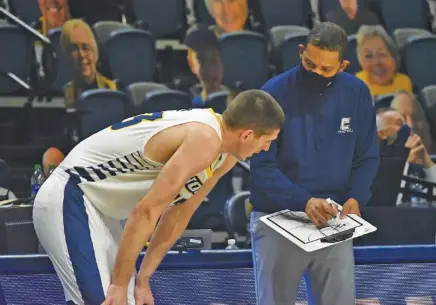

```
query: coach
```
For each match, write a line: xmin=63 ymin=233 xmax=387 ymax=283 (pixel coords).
xmin=249 ymin=22 xmax=380 ymax=305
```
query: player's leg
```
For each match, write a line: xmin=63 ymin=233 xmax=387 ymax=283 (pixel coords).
xmin=33 ymin=175 xmax=133 ymax=305
xmin=307 ymin=240 xmax=355 ymax=305
xmin=250 ymin=211 xmax=310 ymax=305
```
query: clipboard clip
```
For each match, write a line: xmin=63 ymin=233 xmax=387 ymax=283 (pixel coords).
xmin=320 ymin=227 xmax=355 ymax=243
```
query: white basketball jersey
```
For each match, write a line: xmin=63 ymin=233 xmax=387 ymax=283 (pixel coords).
xmin=57 ymin=108 xmax=227 ymax=219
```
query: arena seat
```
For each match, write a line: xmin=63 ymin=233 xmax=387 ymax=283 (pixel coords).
xmin=280 ymin=32 xmax=308 ymax=71
xmin=219 ymin=31 xmax=269 ymax=90
xmin=223 ymin=191 xmax=250 ymax=242
xmin=106 ymin=28 xmax=156 ymax=87
xmin=204 ymin=91 xmax=228 ymax=114
xmin=131 ymin=0 xmax=187 ymax=39
xmin=345 ymin=34 xmax=360 ymax=74
xmin=42 ymin=28 xmax=73 ymax=96
xmin=380 ymin=0 xmax=430 ymax=34
xmin=0 ymin=24 xmax=34 ymax=94
xmin=77 ymin=89 xmax=131 ymax=139
xmin=393 ymin=27 xmax=432 ymax=50
xmin=403 ymin=35 xmax=436 ymax=91
xmin=269 ymin=25 xmax=309 ymax=71
xmin=92 ymin=21 xmax=132 ymax=78
xmin=141 ymin=88 xmax=191 ymax=113
xmin=374 ymin=93 xmax=396 ymax=109
xmin=8 ymin=0 xmax=40 ymax=25
xmin=189 ymin=172 xmax=233 ymax=231
xmin=258 ymin=0 xmax=311 ymax=31
xmin=128 ymin=82 xmax=167 ymax=110
xmin=421 ymin=85 xmax=436 ymax=131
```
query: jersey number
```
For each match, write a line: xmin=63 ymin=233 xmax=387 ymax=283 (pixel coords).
xmin=172 ymin=176 xmax=204 ymax=205
xmin=111 ymin=112 xmax=163 ymax=130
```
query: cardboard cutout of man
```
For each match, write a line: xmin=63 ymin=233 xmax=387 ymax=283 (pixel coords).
xmin=185 ymin=24 xmax=225 ymax=107
xmin=205 ymin=0 xmax=248 ymax=36
xmin=38 ymin=0 xmax=70 ymax=35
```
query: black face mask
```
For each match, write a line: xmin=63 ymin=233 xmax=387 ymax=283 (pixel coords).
xmin=299 ymin=63 xmax=338 ymax=94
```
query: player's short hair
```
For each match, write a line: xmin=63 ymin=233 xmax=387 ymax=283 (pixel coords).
xmin=306 ymin=22 xmax=348 ymax=60
xmin=222 ymin=89 xmax=285 ymax=137
xmin=60 ymin=19 xmax=98 ymax=57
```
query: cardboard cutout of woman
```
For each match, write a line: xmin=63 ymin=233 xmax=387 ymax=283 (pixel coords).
xmin=60 ymin=19 xmax=116 ymax=107
xmin=355 ymin=25 xmax=413 ymax=98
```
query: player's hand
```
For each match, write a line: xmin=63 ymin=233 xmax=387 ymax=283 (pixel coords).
xmin=340 ymin=198 xmax=361 ymax=219
xmin=305 ymin=198 xmax=338 ymax=226
xmin=101 ymin=284 xmax=128 ymax=305
xmin=134 ymin=276 xmax=154 ymax=305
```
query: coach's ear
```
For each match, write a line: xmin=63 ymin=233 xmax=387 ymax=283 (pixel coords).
xmin=339 ymin=60 xmax=350 ymax=72
xmin=298 ymin=44 xmax=305 ymax=58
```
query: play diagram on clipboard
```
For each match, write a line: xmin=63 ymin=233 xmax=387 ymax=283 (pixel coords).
xmin=260 ymin=200 xmax=377 ymax=252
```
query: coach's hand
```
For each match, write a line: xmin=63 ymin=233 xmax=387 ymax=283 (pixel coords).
xmin=340 ymin=198 xmax=361 ymax=219
xmin=305 ymin=198 xmax=338 ymax=226
xmin=101 ymin=284 xmax=128 ymax=305
xmin=134 ymin=276 xmax=154 ymax=305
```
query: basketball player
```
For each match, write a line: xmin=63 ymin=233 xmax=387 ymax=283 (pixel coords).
xmin=32 ymin=90 xmax=284 ymax=305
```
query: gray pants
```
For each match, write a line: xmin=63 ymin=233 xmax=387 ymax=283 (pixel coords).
xmin=250 ymin=211 xmax=355 ymax=305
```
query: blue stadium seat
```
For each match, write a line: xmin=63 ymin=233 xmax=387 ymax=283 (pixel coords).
xmin=219 ymin=31 xmax=268 ymax=90
xmin=142 ymin=89 xmax=191 ymax=113
xmin=77 ymin=89 xmax=130 ymax=139
xmin=204 ymin=91 xmax=228 ymax=114
xmin=128 ymin=82 xmax=166 ymax=109
xmin=0 ymin=24 xmax=34 ymax=94
xmin=374 ymin=94 xmax=395 ymax=109
xmin=92 ymin=21 xmax=132 ymax=78
xmin=380 ymin=0 xmax=430 ymax=33
xmin=42 ymin=28 xmax=73 ymax=95
xmin=269 ymin=25 xmax=310 ymax=48
xmin=224 ymin=191 xmax=250 ymax=240
xmin=106 ymin=28 xmax=156 ymax=87
xmin=93 ymin=21 xmax=132 ymax=46
xmin=393 ymin=28 xmax=432 ymax=50
xmin=318 ymin=0 xmax=367 ymax=21
xmin=131 ymin=0 xmax=187 ymax=38
xmin=420 ymin=85 xmax=436 ymax=127
xmin=258 ymin=0 xmax=311 ymax=31
xmin=193 ymin=0 xmax=215 ymax=26
xmin=8 ymin=0 xmax=41 ymax=25
xmin=280 ymin=32 xmax=307 ymax=71
xmin=421 ymin=85 xmax=436 ymax=109
xmin=403 ymin=35 xmax=436 ymax=91
xmin=189 ymin=172 xmax=233 ymax=231
xmin=269 ymin=26 xmax=309 ymax=71
xmin=345 ymin=35 xmax=360 ymax=74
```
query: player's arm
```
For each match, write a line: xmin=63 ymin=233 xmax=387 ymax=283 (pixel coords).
xmin=110 ymin=127 xmax=222 ymax=288
xmin=136 ymin=155 xmax=237 ymax=284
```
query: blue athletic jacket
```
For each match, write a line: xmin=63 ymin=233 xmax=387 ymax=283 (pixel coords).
xmin=250 ymin=65 xmax=380 ymax=213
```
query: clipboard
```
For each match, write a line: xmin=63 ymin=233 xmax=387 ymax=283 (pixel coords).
xmin=259 ymin=199 xmax=377 ymax=252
